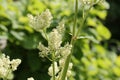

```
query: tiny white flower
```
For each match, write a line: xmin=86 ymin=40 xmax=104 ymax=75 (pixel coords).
xmin=0 ymin=67 xmax=8 ymax=78
xmin=69 ymin=62 xmax=73 ymax=70
xmin=57 ymin=21 xmax=65 ymax=34
xmin=38 ymin=42 xmax=48 ymax=51
xmin=82 ymin=0 xmax=91 ymax=5
xmin=59 ymin=58 xmax=65 ymax=67
xmin=67 ymin=70 xmax=72 ymax=77
xmin=48 ymin=62 xmax=59 ymax=76
xmin=49 ymin=29 xmax=62 ymax=50
xmin=79 ymin=0 xmax=92 ymax=5
xmin=50 ymin=76 xmax=59 ymax=80
xmin=38 ymin=42 xmax=49 ymax=57
xmin=10 ymin=59 xmax=21 ymax=71
xmin=60 ymin=43 xmax=72 ymax=57
xmin=27 ymin=77 xmax=34 ymax=80
xmin=1 ymin=54 xmax=10 ymax=68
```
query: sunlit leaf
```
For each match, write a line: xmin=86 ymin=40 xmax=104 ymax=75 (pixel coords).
xmin=96 ymin=25 xmax=111 ymax=40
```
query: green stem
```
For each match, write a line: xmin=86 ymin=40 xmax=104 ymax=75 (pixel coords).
xmin=59 ymin=53 xmax=72 ymax=80
xmin=59 ymin=3 xmax=94 ymax=80
xmin=76 ymin=6 xmax=92 ymax=37
xmin=73 ymin=0 xmax=78 ymax=36
xmin=59 ymin=0 xmax=78 ymax=80
xmin=52 ymin=52 xmax=55 ymax=80
xmin=43 ymin=29 xmax=48 ymax=41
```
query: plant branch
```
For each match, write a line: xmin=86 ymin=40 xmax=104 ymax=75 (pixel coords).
xmin=73 ymin=0 xmax=78 ymax=36
xmin=52 ymin=52 xmax=55 ymax=80
xmin=59 ymin=0 xmax=78 ymax=80
xmin=76 ymin=6 xmax=92 ymax=37
xmin=43 ymin=29 xmax=49 ymax=41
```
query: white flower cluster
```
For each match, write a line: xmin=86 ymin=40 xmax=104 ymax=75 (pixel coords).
xmin=37 ymin=24 xmax=72 ymax=79
xmin=48 ymin=29 xmax=62 ymax=50
xmin=28 ymin=9 xmax=53 ymax=31
xmin=38 ymin=42 xmax=49 ymax=58
xmin=80 ymin=0 xmax=103 ymax=6
xmin=38 ymin=21 xmax=71 ymax=58
xmin=48 ymin=62 xmax=59 ymax=76
xmin=0 ymin=54 xmax=21 ymax=79
xmin=59 ymin=43 xmax=72 ymax=58
xmin=57 ymin=21 xmax=65 ymax=34
xmin=27 ymin=77 xmax=34 ymax=80
xmin=79 ymin=0 xmax=104 ymax=11
xmin=48 ymin=61 xmax=73 ymax=80
xmin=28 ymin=9 xmax=73 ymax=80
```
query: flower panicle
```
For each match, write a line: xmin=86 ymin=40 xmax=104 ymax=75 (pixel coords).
xmin=57 ymin=21 xmax=65 ymax=35
xmin=48 ymin=29 xmax=62 ymax=51
xmin=29 ymin=9 xmax=73 ymax=80
xmin=28 ymin=9 xmax=53 ymax=31
xmin=38 ymin=42 xmax=49 ymax=58
xmin=80 ymin=0 xmax=104 ymax=6
xmin=0 ymin=54 xmax=21 ymax=79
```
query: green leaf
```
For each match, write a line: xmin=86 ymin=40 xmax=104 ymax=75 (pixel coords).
xmin=113 ymin=67 xmax=120 ymax=76
xmin=77 ymin=36 xmax=99 ymax=43
xmin=90 ymin=9 xmax=107 ymax=20
xmin=0 ymin=24 xmax=8 ymax=31
xmin=96 ymin=25 xmax=111 ymax=40
xmin=10 ymin=30 xmax=24 ymax=41
xmin=87 ymin=17 xmax=97 ymax=27
xmin=0 ymin=35 xmax=8 ymax=39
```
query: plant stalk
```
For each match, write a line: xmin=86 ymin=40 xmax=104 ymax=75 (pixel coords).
xmin=59 ymin=0 xmax=78 ymax=80
xmin=73 ymin=0 xmax=78 ymax=36
xmin=52 ymin=52 xmax=55 ymax=80
xmin=76 ymin=6 xmax=92 ymax=37
xmin=59 ymin=53 xmax=72 ymax=80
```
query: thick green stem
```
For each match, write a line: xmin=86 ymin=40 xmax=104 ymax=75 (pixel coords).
xmin=59 ymin=0 xmax=78 ymax=80
xmin=52 ymin=52 xmax=55 ymax=80
xmin=73 ymin=0 xmax=78 ymax=36
xmin=59 ymin=53 xmax=72 ymax=80
xmin=43 ymin=29 xmax=48 ymax=41
xmin=58 ymin=1 xmax=97 ymax=80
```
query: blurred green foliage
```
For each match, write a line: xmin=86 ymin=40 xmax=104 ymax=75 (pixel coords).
xmin=0 ymin=0 xmax=120 ymax=80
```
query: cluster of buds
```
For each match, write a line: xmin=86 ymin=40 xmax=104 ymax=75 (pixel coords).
xmin=0 ymin=54 xmax=21 ymax=79
xmin=28 ymin=9 xmax=73 ymax=80
xmin=48 ymin=62 xmax=73 ymax=80
xmin=79 ymin=0 xmax=105 ymax=9
xmin=37 ymin=23 xmax=72 ymax=59
xmin=80 ymin=0 xmax=104 ymax=5
xmin=28 ymin=9 xmax=53 ymax=31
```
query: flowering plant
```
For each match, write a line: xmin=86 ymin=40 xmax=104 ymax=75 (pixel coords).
xmin=27 ymin=0 xmax=105 ymax=80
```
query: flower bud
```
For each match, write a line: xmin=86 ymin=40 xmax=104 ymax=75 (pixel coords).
xmin=28 ymin=9 xmax=53 ymax=31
